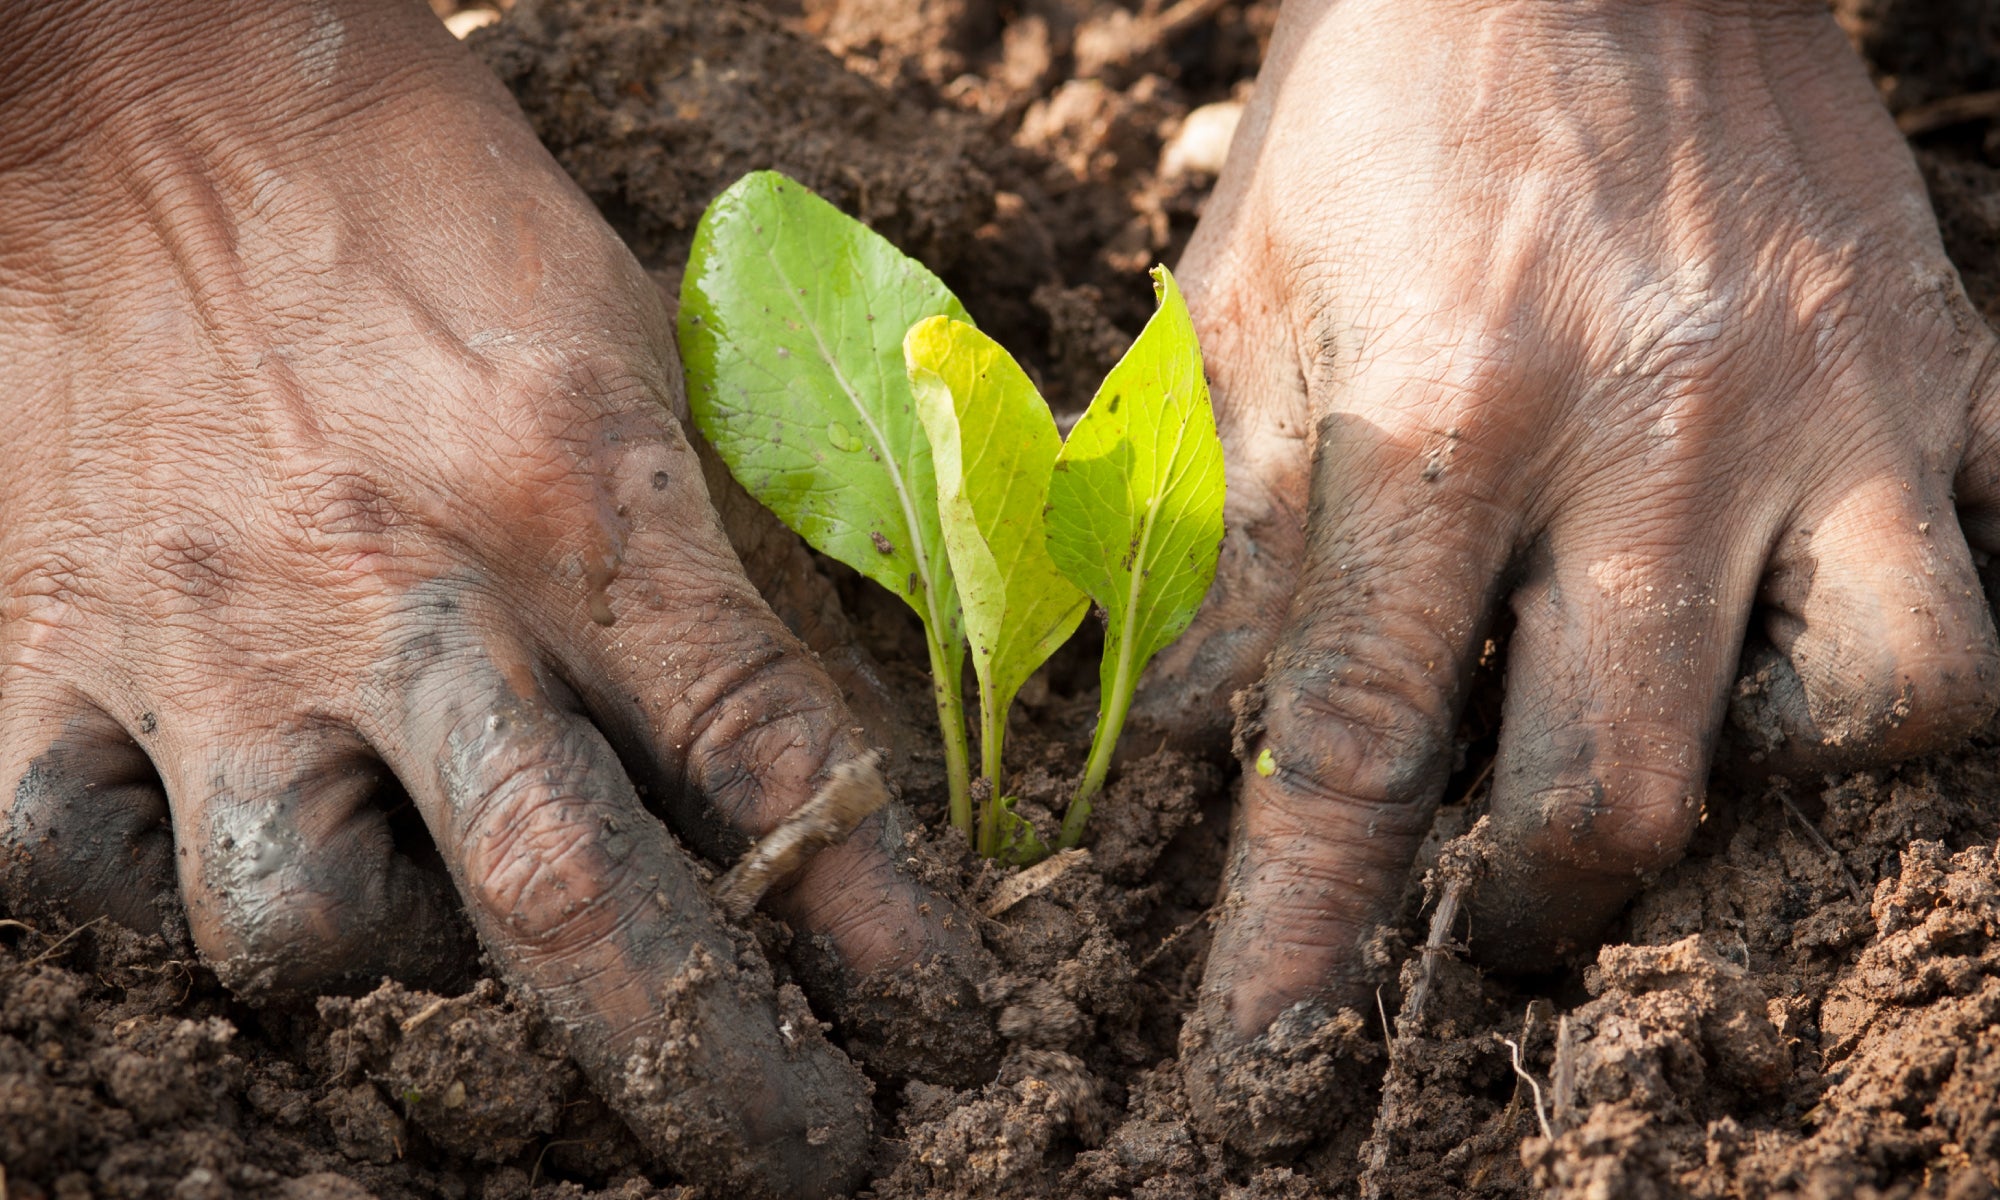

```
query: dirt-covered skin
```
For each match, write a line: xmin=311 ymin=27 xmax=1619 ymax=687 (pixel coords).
xmin=1135 ymin=0 xmax=2000 ymax=1154
xmin=9 ymin=1 xmax=2000 ymax=1198
xmin=0 ymin=1 xmax=995 ymax=1193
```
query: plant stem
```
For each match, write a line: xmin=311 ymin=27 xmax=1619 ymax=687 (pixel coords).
xmin=925 ymin=626 xmax=973 ymax=839
xmin=976 ymin=683 xmax=1007 ymax=857
xmin=1059 ymin=637 xmax=1138 ymax=848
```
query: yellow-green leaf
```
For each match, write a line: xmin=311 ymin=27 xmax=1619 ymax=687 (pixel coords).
xmin=906 ymin=317 xmax=1087 ymax=731
xmin=1047 ymin=266 xmax=1225 ymax=841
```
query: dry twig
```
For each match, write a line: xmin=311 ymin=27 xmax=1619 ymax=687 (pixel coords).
xmin=713 ymin=753 xmax=889 ymax=918
xmin=1400 ymin=816 xmax=1492 ymax=1035
xmin=1376 ymin=986 xmax=1395 ymax=1067
xmin=400 ymin=995 xmax=452 ymax=1034
xmin=1074 ymin=0 xmax=1234 ymax=78
xmin=984 ymin=848 xmax=1090 ymax=918
xmin=1552 ymin=1014 xmax=1576 ymax=1128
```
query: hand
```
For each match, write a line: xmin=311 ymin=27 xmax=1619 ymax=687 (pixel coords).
xmin=1138 ymin=0 xmax=2000 ymax=1150
xmin=0 ymin=4 xmax=990 ymax=1194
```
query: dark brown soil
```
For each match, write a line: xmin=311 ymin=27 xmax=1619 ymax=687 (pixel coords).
xmin=10 ymin=2 xmax=2000 ymax=1198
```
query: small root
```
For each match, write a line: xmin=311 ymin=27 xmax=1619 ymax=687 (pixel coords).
xmin=1500 ymin=1033 xmax=1553 ymax=1141
xmin=1778 ymin=789 xmax=1865 ymax=903
xmin=712 ymin=752 xmax=890 ymax=919
xmin=25 ymin=915 xmax=104 ymax=969
xmin=1134 ymin=907 xmax=1206 ymax=972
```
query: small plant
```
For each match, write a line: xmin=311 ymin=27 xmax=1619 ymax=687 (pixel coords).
xmin=906 ymin=316 xmax=1087 ymax=858
xmin=678 ymin=171 xmax=975 ymax=832
xmin=681 ymin=170 xmax=1224 ymax=860
xmin=1043 ymin=267 xmax=1226 ymax=847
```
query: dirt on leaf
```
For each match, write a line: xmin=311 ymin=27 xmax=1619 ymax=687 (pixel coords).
xmin=9 ymin=1 xmax=2000 ymax=1199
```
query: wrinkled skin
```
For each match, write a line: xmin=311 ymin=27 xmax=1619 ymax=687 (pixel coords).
xmin=1135 ymin=0 xmax=2000 ymax=1153
xmin=0 ymin=3 xmax=993 ymax=1195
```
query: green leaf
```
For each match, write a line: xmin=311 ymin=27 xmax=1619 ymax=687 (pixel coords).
xmin=679 ymin=171 xmax=975 ymax=830
xmin=906 ymin=319 xmax=1088 ymax=815
xmin=679 ymin=170 xmax=965 ymax=634
xmin=1046 ymin=266 xmax=1225 ymax=843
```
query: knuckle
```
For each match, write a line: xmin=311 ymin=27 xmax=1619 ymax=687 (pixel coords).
xmin=682 ymin=647 xmax=838 ymax=833
xmin=2 ymin=537 xmax=101 ymax=632
xmin=453 ymin=733 xmax=632 ymax=950
xmin=1335 ymin=319 xmax=1521 ymax=449
xmin=274 ymin=461 xmax=405 ymax=578
xmin=442 ymin=359 xmax=683 ymax=575
xmin=139 ymin=522 xmax=233 ymax=614
xmin=1524 ymin=761 xmax=1701 ymax=880
xmin=431 ymin=386 xmax=612 ymax=536
xmin=1257 ymin=654 xmax=1452 ymax=811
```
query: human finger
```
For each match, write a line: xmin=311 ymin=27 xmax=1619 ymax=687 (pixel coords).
xmin=0 ymin=682 xmax=174 ymax=936
xmin=536 ymin=398 xmax=999 ymax=1084
xmin=150 ymin=723 xmax=473 ymax=997
xmin=1129 ymin=232 xmax=1312 ymax=751
xmin=1469 ymin=526 xmax=1761 ymax=971
xmin=370 ymin=602 xmax=872 ymax=1198
xmin=1184 ymin=397 xmax=1514 ymax=1154
xmin=1747 ymin=471 xmax=2000 ymax=773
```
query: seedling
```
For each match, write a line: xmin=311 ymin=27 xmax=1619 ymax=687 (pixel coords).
xmin=1043 ymin=267 xmax=1225 ymax=847
xmin=681 ymin=171 xmax=1225 ymax=859
xmin=906 ymin=316 xmax=1087 ymax=858
xmin=678 ymin=171 xmax=976 ymax=832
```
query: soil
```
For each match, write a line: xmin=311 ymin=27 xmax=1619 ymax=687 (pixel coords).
xmin=9 ymin=2 xmax=2000 ymax=1199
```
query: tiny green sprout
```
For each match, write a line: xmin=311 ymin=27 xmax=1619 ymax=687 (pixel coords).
xmin=679 ymin=170 xmax=977 ymax=834
xmin=1255 ymin=747 xmax=1277 ymax=777
xmin=1045 ymin=267 xmax=1226 ymax=848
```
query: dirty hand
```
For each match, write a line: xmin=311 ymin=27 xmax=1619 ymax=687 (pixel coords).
xmin=0 ymin=3 xmax=990 ymax=1193
xmin=1137 ymin=0 xmax=2000 ymax=1150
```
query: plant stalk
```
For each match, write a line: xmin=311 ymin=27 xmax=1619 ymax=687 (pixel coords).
xmin=925 ymin=627 xmax=973 ymax=839
xmin=976 ymin=683 xmax=1007 ymax=856
xmin=1059 ymin=644 xmax=1138 ymax=848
